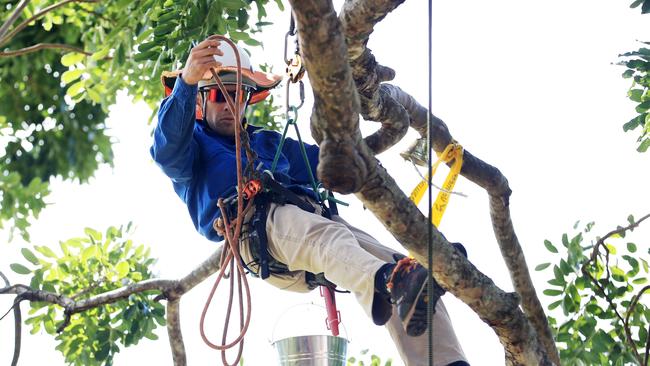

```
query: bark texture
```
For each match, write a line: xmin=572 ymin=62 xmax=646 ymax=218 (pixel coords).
xmin=289 ymin=0 xmax=559 ymax=364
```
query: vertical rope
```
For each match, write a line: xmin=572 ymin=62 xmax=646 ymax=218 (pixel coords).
xmin=426 ymin=0 xmax=434 ymax=365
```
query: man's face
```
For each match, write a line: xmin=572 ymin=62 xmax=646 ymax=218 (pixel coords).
xmin=203 ymin=85 xmax=249 ymax=137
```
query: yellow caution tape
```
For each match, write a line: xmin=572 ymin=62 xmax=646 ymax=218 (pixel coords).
xmin=409 ymin=142 xmax=464 ymax=228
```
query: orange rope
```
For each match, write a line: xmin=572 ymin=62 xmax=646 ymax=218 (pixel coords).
xmin=198 ymin=35 xmax=254 ymax=366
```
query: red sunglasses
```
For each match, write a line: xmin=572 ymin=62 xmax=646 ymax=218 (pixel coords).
xmin=206 ymin=88 xmax=250 ymax=104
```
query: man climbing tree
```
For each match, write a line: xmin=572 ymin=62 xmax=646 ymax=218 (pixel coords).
xmin=150 ymin=34 xmax=470 ymax=366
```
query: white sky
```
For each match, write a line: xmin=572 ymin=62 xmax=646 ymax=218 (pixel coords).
xmin=1 ymin=1 xmax=649 ymax=365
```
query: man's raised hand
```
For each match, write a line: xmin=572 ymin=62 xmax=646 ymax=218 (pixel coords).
xmin=181 ymin=35 xmax=224 ymax=86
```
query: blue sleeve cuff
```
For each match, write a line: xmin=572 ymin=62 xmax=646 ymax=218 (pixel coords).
xmin=172 ymin=75 xmax=198 ymax=104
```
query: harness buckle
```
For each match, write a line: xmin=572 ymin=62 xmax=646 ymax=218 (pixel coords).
xmin=242 ymin=179 xmax=263 ymax=200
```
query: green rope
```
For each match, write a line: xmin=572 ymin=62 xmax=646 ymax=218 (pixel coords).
xmin=291 ymin=118 xmax=320 ymax=195
xmin=270 ymin=118 xmax=293 ymax=173
xmin=270 ymin=106 xmax=349 ymax=208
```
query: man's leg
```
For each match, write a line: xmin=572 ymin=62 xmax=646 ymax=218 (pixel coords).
xmin=264 ymin=202 xmax=385 ymax=315
xmin=333 ymin=215 xmax=469 ymax=366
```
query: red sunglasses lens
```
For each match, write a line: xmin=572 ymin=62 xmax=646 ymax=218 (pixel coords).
xmin=207 ymin=89 xmax=249 ymax=103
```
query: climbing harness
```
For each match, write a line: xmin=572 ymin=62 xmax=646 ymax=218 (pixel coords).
xmin=409 ymin=141 xmax=464 ymax=228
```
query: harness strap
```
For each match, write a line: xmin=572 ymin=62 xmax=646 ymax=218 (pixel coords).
xmin=251 ymin=195 xmax=271 ymax=279
xmin=260 ymin=173 xmax=315 ymax=213
xmin=238 ymin=175 xmax=338 ymax=288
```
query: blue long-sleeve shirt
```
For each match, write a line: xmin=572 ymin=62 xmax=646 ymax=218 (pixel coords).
xmin=151 ymin=77 xmax=319 ymax=242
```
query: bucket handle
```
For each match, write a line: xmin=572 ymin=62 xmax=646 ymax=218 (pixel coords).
xmin=269 ymin=302 xmax=349 ymax=344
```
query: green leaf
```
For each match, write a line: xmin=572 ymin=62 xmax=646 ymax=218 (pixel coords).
xmin=144 ymin=331 xmax=159 ymax=340
xmin=535 ymin=263 xmax=551 ymax=271
xmin=641 ymin=258 xmax=649 ymax=273
xmin=115 ymin=261 xmax=129 ymax=279
xmin=626 ymin=242 xmax=637 ymax=253
xmin=10 ymin=263 xmax=31 ymax=275
xmin=544 ymin=240 xmax=558 ymax=253
xmin=87 ymin=87 xmax=102 ymax=104
xmin=36 ymin=246 xmax=57 ymax=258
xmin=81 ymin=246 xmax=98 ymax=262
xmin=133 ymin=50 xmax=159 ymax=62
xmin=91 ymin=47 xmax=110 ymax=61
xmin=84 ymin=227 xmax=102 ymax=242
xmin=61 ymin=52 xmax=86 ymax=67
xmin=21 ymin=248 xmax=40 ymax=265
xmin=560 ymin=259 xmax=571 ymax=274
xmin=61 ymin=69 xmax=84 ymax=84
xmin=95 ymin=342 xmax=110 ymax=361
xmin=548 ymin=299 xmax=562 ymax=310
xmin=629 ymin=89 xmax=644 ymax=102
xmin=622 ymin=69 xmax=635 ymax=78
xmin=632 ymin=277 xmax=648 ymax=284
xmin=636 ymin=100 xmax=650 ymax=114
xmin=553 ymin=265 xmax=563 ymax=281
xmin=606 ymin=243 xmax=617 ymax=255
xmin=548 ymin=278 xmax=566 ymax=287
xmin=630 ymin=0 xmax=644 ymax=9
xmin=623 ymin=115 xmax=641 ymax=131
xmin=229 ymin=30 xmax=250 ymax=42
xmin=544 ymin=289 xmax=564 ymax=296
xmin=243 ymin=38 xmax=262 ymax=46
xmin=138 ymin=41 xmax=159 ymax=53
xmin=67 ymin=80 xmax=86 ymax=97
xmin=222 ymin=0 xmax=246 ymax=10
xmin=637 ymin=138 xmax=650 ymax=152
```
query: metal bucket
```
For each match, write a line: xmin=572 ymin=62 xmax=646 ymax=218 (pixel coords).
xmin=273 ymin=335 xmax=348 ymax=366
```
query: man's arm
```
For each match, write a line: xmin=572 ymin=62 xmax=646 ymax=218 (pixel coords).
xmin=282 ymin=138 xmax=319 ymax=185
xmin=150 ymin=76 xmax=199 ymax=183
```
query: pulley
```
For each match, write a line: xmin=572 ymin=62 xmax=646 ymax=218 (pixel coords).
xmin=286 ymin=53 xmax=305 ymax=83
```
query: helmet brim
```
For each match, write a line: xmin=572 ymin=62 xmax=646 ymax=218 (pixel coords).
xmin=161 ymin=68 xmax=281 ymax=95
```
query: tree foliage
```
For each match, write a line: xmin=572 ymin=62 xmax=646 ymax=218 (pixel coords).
xmin=10 ymin=224 xmax=163 ymax=365
xmin=539 ymin=215 xmax=650 ymax=365
xmin=0 ymin=0 xmax=282 ymax=239
xmin=620 ymin=0 xmax=650 ymax=152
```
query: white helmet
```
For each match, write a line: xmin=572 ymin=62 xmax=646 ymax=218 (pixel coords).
xmin=196 ymin=41 xmax=280 ymax=93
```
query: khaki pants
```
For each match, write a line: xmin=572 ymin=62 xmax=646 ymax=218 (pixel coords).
xmin=240 ymin=201 xmax=468 ymax=366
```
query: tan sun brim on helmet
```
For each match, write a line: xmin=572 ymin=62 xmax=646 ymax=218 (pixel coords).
xmin=161 ymin=68 xmax=282 ymax=104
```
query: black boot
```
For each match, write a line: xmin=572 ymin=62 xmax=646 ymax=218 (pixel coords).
xmin=387 ymin=257 xmax=446 ymax=336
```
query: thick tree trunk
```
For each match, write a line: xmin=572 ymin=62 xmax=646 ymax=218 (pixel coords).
xmin=288 ymin=0 xmax=559 ymax=364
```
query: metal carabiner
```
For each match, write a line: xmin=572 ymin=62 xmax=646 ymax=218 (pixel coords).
xmin=283 ymin=31 xmax=292 ymax=65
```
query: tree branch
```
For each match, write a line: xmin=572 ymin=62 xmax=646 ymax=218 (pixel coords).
xmin=387 ymin=69 xmax=559 ymax=366
xmin=583 ymin=214 xmax=650 ymax=365
xmin=339 ymin=0 xmax=408 ymax=154
xmin=0 ymin=270 xmax=9 ymax=287
xmin=0 ymin=43 xmax=92 ymax=57
xmin=12 ymin=299 xmax=21 ymax=366
xmin=626 ymin=284 xmax=650 ymax=365
xmin=1 ymin=245 xmax=224 ymax=327
xmin=289 ymin=0 xmax=554 ymax=364
xmin=340 ymin=0 xmax=560 ymax=354
xmin=0 ymin=0 xmax=31 ymax=41
xmin=591 ymin=213 xmax=650 ymax=260
xmin=0 ymin=271 xmax=22 ymax=366
xmin=0 ymin=0 xmax=101 ymax=47
xmin=167 ymin=298 xmax=187 ymax=366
